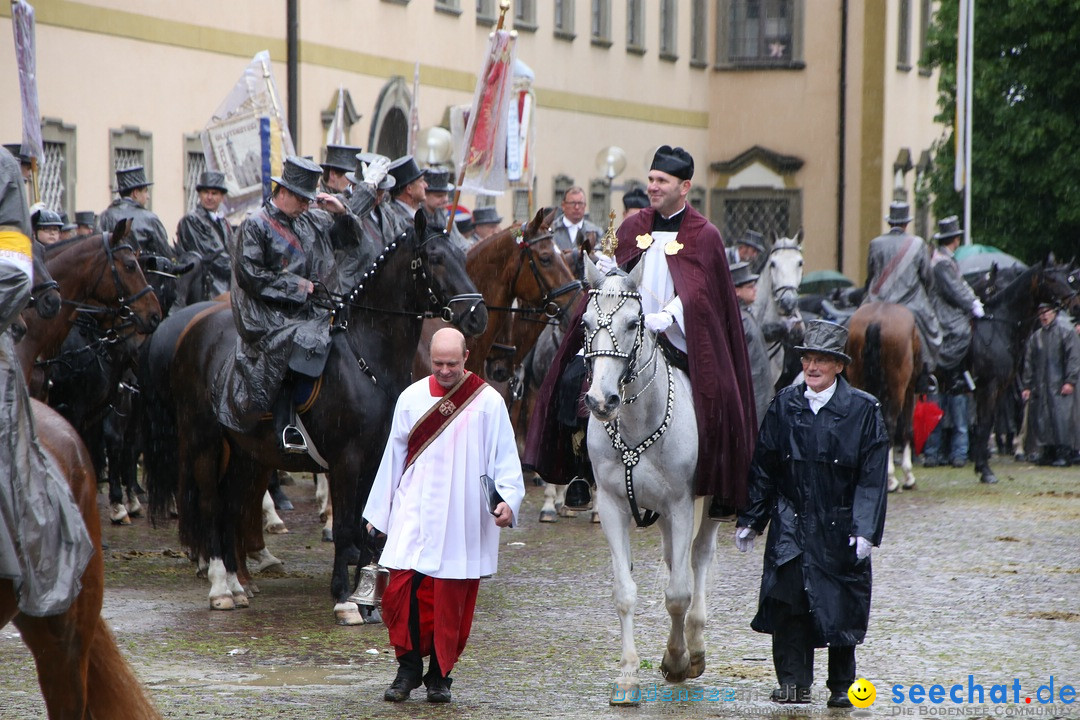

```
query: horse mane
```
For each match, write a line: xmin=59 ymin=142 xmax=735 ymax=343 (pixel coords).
xmin=983 ymin=262 xmax=1041 ymax=316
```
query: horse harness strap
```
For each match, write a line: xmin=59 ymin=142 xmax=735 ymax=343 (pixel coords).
xmin=600 ymin=361 xmax=673 ymax=529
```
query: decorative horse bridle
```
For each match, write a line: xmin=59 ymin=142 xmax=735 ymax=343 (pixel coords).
xmin=48 ymin=232 xmax=156 ymax=327
xmin=582 ymin=287 xmax=675 ymax=528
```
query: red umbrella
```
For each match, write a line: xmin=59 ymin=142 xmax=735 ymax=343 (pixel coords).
xmin=913 ymin=397 xmax=944 ymax=455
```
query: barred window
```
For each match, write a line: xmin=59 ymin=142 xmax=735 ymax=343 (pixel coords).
xmin=715 ymin=0 xmax=804 ymax=69
xmin=513 ymin=189 xmax=531 ymax=223
xmin=110 ymin=125 xmax=153 ymax=204
xmin=40 ymin=118 xmax=76 ymax=217
xmin=709 ymin=187 xmax=801 ymax=243
xmin=552 ymin=174 xmax=574 ymax=207
xmin=477 ymin=0 xmax=495 ymax=25
xmin=897 ymin=0 xmax=912 ymax=70
xmin=589 ymin=178 xmax=610 ymax=225
xmin=183 ymin=133 xmax=207 ymax=213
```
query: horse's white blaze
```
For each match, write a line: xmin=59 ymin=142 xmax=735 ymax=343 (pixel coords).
xmin=581 ymin=260 xmax=719 ymax=696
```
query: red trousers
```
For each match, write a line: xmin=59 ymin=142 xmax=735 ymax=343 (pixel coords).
xmin=382 ymin=569 xmax=479 ymax=676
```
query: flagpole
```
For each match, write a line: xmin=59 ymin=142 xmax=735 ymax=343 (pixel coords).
xmin=447 ymin=0 xmax=511 ymax=233
xmin=962 ymin=0 xmax=974 ymax=246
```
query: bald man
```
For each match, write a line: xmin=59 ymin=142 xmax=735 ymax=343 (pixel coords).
xmin=364 ymin=327 xmax=524 ymax=704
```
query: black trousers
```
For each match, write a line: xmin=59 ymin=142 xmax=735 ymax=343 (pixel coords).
xmin=767 ymin=561 xmax=856 ymax=693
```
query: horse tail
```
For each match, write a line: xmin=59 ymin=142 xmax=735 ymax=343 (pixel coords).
xmin=862 ymin=322 xmax=890 ymax=414
xmin=140 ymin=333 xmax=180 ymax=526
xmin=86 ymin=616 xmax=162 ymax=719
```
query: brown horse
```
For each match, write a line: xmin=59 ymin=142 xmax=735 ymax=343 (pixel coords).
xmin=411 ymin=207 xmax=580 ymax=381
xmin=0 ymin=399 xmax=160 ymax=719
xmin=16 ymin=220 xmax=162 ymax=385
xmin=845 ymin=302 xmax=920 ymax=492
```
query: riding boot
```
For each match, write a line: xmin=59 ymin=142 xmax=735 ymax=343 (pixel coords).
xmin=267 ymin=471 xmax=294 ymax=511
xmin=707 ymin=495 xmax=737 ymax=521
xmin=274 ymin=380 xmax=307 ymax=454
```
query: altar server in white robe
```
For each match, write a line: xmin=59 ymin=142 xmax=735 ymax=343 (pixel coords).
xmin=365 ymin=327 xmax=524 ymax=704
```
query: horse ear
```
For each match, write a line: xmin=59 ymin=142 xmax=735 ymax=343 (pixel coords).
xmin=541 ymin=206 xmax=557 ymax=229
xmin=627 ymin=255 xmax=646 ymax=288
xmin=111 ymin=218 xmax=133 ymax=244
xmin=413 ymin=209 xmax=428 ymax=237
xmin=583 ymin=252 xmax=603 ymax=289
xmin=526 ymin=208 xmax=547 ymax=236
xmin=794 ymin=228 xmax=804 ymax=246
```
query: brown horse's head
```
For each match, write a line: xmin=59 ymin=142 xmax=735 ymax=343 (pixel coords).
xmin=512 ymin=207 xmax=581 ymax=320
xmin=99 ymin=219 xmax=162 ymax=334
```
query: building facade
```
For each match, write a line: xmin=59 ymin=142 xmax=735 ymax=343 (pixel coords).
xmin=0 ymin=0 xmax=942 ymax=281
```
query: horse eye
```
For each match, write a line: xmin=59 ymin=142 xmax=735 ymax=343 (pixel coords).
xmin=627 ymin=318 xmax=640 ymax=330
xmin=125 ymin=260 xmax=137 ymax=272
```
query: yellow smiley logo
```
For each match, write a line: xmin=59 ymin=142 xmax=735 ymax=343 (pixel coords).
xmin=848 ymin=678 xmax=876 ymax=708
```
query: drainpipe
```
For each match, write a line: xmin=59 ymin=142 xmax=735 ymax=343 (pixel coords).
xmin=836 ymin=0 xmax=848 ymax=272
xmin=287 ymin=0 xmax=299 ymax=151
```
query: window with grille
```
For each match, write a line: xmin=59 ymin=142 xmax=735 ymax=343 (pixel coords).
xmin=552 ymin=174 xmax=574 ymax=207
xmin=40 ymin=118 xmax=76 ymax=217
xmin=897 ymin=0 xmax=911 ymax=70
xmin=709 ymin=188 xmax=801 ymax=244
xmin=555 ymin=0 xmax=575 ymax=39
xmin=591 ymin=0 xmax=611 ymax=45
xmin=627 ymin=0 xmax=645 ymax=53
xmin=513 ymin=189 xmax=531 ymax=223
xmin=435 ymin=0 xmax=461 ymax=15
xmin=110 ymin=125 xmax=153 ymax=205
xmin=477 ymin=0 xmax=495 ymax=25
xmin=917 ymin=0 xmax=932 ymax=74
xmin=589 ymin=178 xmax=610 ymax=225
xmin=183 ymin=139 xmax=207 ymax=214
xmin=691 ymin=0 xmax=708 ymax=66
xmin=660 ymin=0 xmax=677 ymax=60
xmin=715 ymin=0 xmax=803 ymax=69
xmin=514 ymin=0 xmax=537 ymax=31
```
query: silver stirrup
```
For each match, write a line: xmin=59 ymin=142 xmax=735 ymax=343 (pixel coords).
xmin=281 ymin=426 xmax=308 ymax=454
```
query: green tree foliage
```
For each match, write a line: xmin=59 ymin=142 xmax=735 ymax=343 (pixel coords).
xmin=924 ymin=0 xmax=1080 ymax=263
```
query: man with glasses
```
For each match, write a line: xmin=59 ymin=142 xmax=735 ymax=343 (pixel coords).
xmin=551 ymin=186 xmax=602 ymax=279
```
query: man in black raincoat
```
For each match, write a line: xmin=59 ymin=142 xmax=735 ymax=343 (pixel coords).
xmin=1021 ymin=303 xmax=1080 ymax=466
xmin=216 ymin=156 xmax=368 ymax=453
xmin=176 ymin=170 xmax=234 ymax=301
xmin=735 ymin=320 xmax=888 ymax=708
xmin=98 ymin=165 xmax=175 ymax=260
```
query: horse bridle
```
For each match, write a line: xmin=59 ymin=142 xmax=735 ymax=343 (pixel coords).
xmin=582 ymin=288 xmax=647 ymax=389
xmin=50 ymin=232 xmax=155 ymax=325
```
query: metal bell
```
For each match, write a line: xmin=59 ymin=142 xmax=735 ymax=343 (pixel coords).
xmin=351 ymin=562 xmax=390 ymax=607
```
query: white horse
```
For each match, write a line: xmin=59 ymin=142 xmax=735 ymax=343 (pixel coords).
xmin=750 ymin=231 xmax=805 ymax=388
xmin=581 ymin=258 xmax=722 ymax=706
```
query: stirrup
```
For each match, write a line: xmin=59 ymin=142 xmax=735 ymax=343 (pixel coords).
xmin=281 ymin=426 xmax=308 ymax=454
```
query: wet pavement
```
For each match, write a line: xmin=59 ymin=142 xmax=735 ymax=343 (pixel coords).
xmin=1 ymin=459 xmax=1078 ymax=719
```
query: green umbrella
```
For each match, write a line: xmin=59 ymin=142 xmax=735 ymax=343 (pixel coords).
xmin=799 ymin=269 xmax=853 ymax=295
xmin=952 ymin=243 xmax=1006 ymax=262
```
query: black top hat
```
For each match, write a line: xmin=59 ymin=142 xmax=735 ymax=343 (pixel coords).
xmin=650 ymin=145 xmax=694 ymax=181
xmin=388 ymin=155 xmax=425 ymax=191
xmin=730 ymin=261 xmax=760 ymax=287
xmin=737 ymin=229 xmax=766 ymax=253
xmin=116 ymin=165 xmax=152 ymax=194
xmin=74 ymin=210 xmax=96 ymax=226
xmin=453 ymin=206 xmax=474 ymax=235
xmin=272 ymin=156 xmax=322 ymax=201
xmin=1037 ymin=302 xmax=1057 ymax=312
xmin=196 ymin=170 xmax=229 ymax=193
xmin=472 ymin=206 xmax=503 ymax=226
xmin=345 ymin=152 xmax=397 ymax=191
xmin=933 ymin=215 xmax=964 ymax=243
xmin=33 ymin=208 xmax=64 ymax=229
xmin=321 ymin=144 xmax=362 ymax=173
xmin=424 ymin=169 xmax=455 ymax=193
xmin=794 ymin=319 xmax=852 ymax=364
xmin=622 ymin=187 xmax=649 ymax=211
xmin=885 ymin=201 xmax=913 ymax=225
xmin=3 ymin=143 xmax=30 ymax=164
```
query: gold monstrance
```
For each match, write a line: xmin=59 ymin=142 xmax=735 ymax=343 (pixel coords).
xmin=600 ymin=209 xmax=618 ymax=257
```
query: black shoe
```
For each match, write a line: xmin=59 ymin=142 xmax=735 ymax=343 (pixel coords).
xmin=281 ymin=425 xmax=307 ymax=454
xmin=771 ymin=685 xmax=811 ymax=704
xmin=707 ymin=495 xmax=737 ymax=521
xmin=383 ymin=675 xmax=421 ymax=702
xmin=1051 ymin=458 xmax=1068 ymax=468
xmin=827 ymin=692 xmax=854 ymax=708
xmin=922 ymin=456 xmax=941 ymax=468
xmin=950 ymin=457 xmax=966 ymax=468
xmin=426 ymin=676 xmax=452 ymax=703
xmin=564 ymin=477 xmax=592 ymax=510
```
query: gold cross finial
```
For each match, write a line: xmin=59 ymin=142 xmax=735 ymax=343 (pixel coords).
xmin=600 ymin=209 xmax=618 ymax=257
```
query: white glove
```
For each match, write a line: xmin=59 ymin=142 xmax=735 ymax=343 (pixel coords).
xmin=849 ymin=536 xmax=873 ymax=560
xmin=594 ymin=253 xmax=617 ymax=274
xmin=971 ymin=298 xmax=985 ymax=318
xmin=362 ymin=155 xmax=391 ymax=187
xmin=644 ymin=311 xmax=673 ymax=334
xmin=734 ymin=526 xmax=758 ymax=553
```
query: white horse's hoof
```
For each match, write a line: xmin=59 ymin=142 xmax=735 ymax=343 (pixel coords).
xmin=661 ymin=653 xmax=690 ymax=683
xmin=903 ymin=480 xmax=916 ymax=490
xmin=265 ymin=520 xmax=289 ymax=535
xmin=247 ymin=550 xmax=285 ymax=574
xmin=688 ymin=651 xmax=706 ymax=679
xmin=610 ymin=681 xmax=641 ymax=706
xmin=232 ymin=591 xmax=250 ymax=608
xmin=125 ymin=496 xmax=143 ymax=518
xmin=210 ymin=594 xmax=235 ymax=611
xmin=246 ymin=582 xmax=260 ymax=595
xmin=887 ymin=476 xmax=900 ymax=493
xmin=321 ymin=528 xmax=333 ymax=542
xmin=539 ymin=509 xmax=558 ymax=523
xmin=334 ymin=602 xmax=364 ymax=626
xmin=109 ymin=503 xmax=131 ymax=525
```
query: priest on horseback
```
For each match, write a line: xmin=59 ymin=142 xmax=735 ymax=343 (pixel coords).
xmin=864 ymin=201 xmax=942 ymax=392
xmin=215 ymin=156 xmax=368 ymax=453
xmin=524 ymin=145 xmax=756 ymax=520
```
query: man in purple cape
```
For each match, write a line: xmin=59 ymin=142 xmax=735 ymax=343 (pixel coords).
xmin=523 ymin=145 xmax=756 ymax=517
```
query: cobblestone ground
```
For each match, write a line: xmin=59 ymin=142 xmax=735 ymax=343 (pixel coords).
xmin=1 ymin=459 xmax=1077 ymax=719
